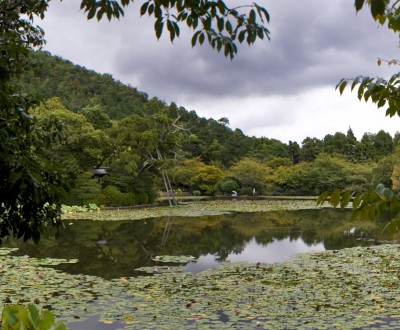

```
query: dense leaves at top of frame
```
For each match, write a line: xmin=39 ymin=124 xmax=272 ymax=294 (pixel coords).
xmin=80 ymin=0 xmax=271 ymax=59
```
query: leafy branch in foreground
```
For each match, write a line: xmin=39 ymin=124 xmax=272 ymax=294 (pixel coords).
xmin=317 ymin=183 xmax=400 ymax=223
xmin=336 ymin=1 xmax=400 ymax=117
xmin=80 ymin=0 xmax=271 ymax=59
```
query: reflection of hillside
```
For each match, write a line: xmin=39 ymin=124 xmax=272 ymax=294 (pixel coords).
xmin=3 ymin=209 xmax=390 ymax=279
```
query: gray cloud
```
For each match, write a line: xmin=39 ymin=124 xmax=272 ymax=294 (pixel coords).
xmin=41 ymin=0 xmax=398 ymax=103
xmin=39 ymin=0 xmax=400 ymax=142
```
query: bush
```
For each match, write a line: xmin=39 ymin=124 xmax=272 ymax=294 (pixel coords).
xmin=192 ymin=190 xmax=201 ymax=196
xmin=147 ymin=191 xmax=158 ymax=203
xmin=221 ymin=180 xmax=240 ymax=193
xmin=62 ymin=172 xmax=104 ymax=206
xmin=136 ymin=191 xmax=149 ymax=205
xmin=102 ymin=186 xmax=136 ymax=207
xmin=238 ymin=187 xmax=253 ymax=196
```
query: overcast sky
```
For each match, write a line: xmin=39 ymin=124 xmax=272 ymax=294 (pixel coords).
xmin=38 ymin=0 xmax=400 ymax=144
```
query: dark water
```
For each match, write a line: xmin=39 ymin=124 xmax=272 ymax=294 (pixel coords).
xmin=2 ymin=208 xmax=395 ymax=280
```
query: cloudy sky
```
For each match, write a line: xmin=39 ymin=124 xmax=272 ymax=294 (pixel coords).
xmin=38 ymin=0 xmax=400 ymax=144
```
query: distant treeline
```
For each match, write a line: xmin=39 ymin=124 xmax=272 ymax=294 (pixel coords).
xmin=20 ymin=51 xmax=400 ymax=206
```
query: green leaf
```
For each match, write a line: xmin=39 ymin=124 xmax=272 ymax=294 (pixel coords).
xmin=330 ymin=189 xmax=341 ymax=207
xmin=370 ymin=0 xmax=386 ymax=19
xmin=249 ymin=9 xmax=256 ymax=24
xmin=340 ymin=190 xmax=352 ymax=208
xmin=355 ymin=0 xmax=365 ymax=11
xmin=217 ymin=17 xmax=224 ymax=32
xmin=27 ymin=304 xmax=40 ymax=327
xmin=53 ymin=321 xmax=68 ymax=330
xmin=338 ymin=80 xmax=348 ymax=94
xmin=87 ymin=8 xmax=96 ymax=20
xmin=38 ymin=310 xmax=55 ymax=329
xmin=191 ymin=31 xmax=201 ymax=47
xmin=226 ymin=20 xmax=233 ymax=34
xmin=199 ymin=32 xmax=205 ymax=45
xmin=155 ymin=20 xmax=164 ymax=39
xmin=317 ymin=191 xmax=330 ymax=206
xmin=140 ymin=2 xmax=149 ymax=16
xmin=167 ymin=20 xmax=176 ymax=42
xmin=238 ymin=31 xmax=246 ymax=43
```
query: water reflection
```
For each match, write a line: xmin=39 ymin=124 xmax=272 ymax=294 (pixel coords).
xmin=2 ymin=208 xmax=394 ymax=279
xmin=184 ymin=237 xmax=325 ymax=272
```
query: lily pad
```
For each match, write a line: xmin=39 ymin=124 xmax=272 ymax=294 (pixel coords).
xmin=151 ymin=255 xmax=197 ymax=263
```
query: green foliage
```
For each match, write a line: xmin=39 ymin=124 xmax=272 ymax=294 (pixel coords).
xmin=238 ymin=187 xmax=254 ymax=195
xmin=220 ymin=180 xmax=240 ymax=194
xmin=0 ymin=2 xmax=65 ymax=243
xmin=135 ymin=191 xmax=149 ymax=205
xmin=317 ymin=183 xmax=400 ymax=223
xmin=337 ymin=2 xmax=400 ymax=119
xmin=1 ymin=303 xmax=66 ymax=330
xmin=172 ymin=158 xmax=224 ymax=195
xmin=77 ymin=0 xmax=271 ymax=59
xmin=229 ymin=158 xmax=271 ymax=194
xmin=32 ymin=98 xmax=111 ymax=171
xmin=192 ymin=190 xmax=201 ymax=196
xmin=61 ymin=203 xmax=100 ymax=214
xmin=282 ymin=155 xmax=372 ymax=195
xmin=80 ymin=104 xmax=112 ymax=130
xmin=19 ymin=51 xmax=148 ymax=118
xmin=60 ymin=172 xmax=103 ymax=206
xmin=101 ymin=185 xmax=136 ymax=207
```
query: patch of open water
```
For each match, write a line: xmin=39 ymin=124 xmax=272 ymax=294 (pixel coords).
xmin=3 ymin=208 xmax=391 ymax=279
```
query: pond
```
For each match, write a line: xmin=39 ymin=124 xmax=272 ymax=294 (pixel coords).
xmin=3 ymin=208 xmax=394 ymax=280
xmin=1 ymin=207 xmax=399 ymax=329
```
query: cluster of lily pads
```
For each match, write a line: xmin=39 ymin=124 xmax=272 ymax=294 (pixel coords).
xmin=2 ymin=244 xmax=400 ymax=328
xmin=61 ymin=199 xmax=319 ymax=221
xmin=60 ymin=204 xmax=100 ymax=214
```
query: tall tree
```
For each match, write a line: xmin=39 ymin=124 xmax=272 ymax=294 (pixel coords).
xmin=0 ymin=1 xmax=64 ymax=243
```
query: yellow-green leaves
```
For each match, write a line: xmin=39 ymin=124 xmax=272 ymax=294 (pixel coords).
xmin=318 ymin=184 xmax=400 ymax=223
xmin=2 ymin=304 xmax=66 ymax=330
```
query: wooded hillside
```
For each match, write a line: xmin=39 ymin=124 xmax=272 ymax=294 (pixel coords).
xmin=21 ymin=51 xmax=400 ymax=206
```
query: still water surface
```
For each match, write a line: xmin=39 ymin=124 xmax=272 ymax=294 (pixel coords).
xmin=3 ymin=208 xmax=394 ymax=279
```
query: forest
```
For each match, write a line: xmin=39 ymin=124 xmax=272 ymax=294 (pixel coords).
xmin=19 ymin=51 xmax=400 ymax=207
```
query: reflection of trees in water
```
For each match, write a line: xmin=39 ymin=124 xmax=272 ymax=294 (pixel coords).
xmin=3 ymin=208 xmax=390 ymax=278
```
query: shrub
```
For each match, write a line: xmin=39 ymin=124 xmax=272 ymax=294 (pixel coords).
xmin=102 ymin=186 xmax=136 ymax=206
xmin=192 ymin=190 xmax=201 ymax=196
xmin=221 ymin=180 xmax=240 ymax=193
xmin=238 ymin=187 xmax=253 ymax=196
xmin=147 ymin=191 xmax=158 ymax=203
xmin=136 ymin=192 xmax=149 ymax=205
xmin=62 ymin=172 xmax=104 ymax=206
